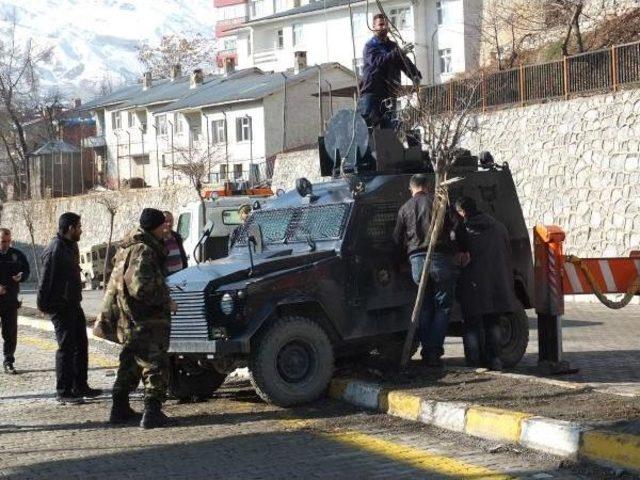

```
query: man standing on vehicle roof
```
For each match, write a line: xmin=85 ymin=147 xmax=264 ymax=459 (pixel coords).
xmin=393 ymin=174 xmax=463 ymax=367
xmin=0 ymin=228 xmax=30 ymax=374
xmin=163 ymin=211 xmax=188 ymax=275
xmin=107 ymin=208 xmax=177 ymax=429
xmin=357 ymin=13 xmax=422 ymax=129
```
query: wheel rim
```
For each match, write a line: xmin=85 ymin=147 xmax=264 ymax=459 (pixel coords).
xmin=500 ymin=314 xmax=514 ymax=349
xmin=276 ymin=340 xmax=315 ymax=383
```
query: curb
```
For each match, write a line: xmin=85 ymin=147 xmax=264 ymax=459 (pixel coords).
xmin=329 ymin=378 xmax=640 ymax=474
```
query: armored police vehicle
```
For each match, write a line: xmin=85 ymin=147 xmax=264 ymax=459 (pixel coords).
xmin=167 ymin=110 xmax=534 ymax=406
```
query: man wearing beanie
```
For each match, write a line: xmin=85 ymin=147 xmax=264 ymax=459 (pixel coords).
xmin=102 ymin=208 xmax=177 ymax=428
xmin=39 ymin=212 xmax=103 ymax=403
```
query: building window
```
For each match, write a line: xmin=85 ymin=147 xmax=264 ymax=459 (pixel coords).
xmin=211 ymin=119 xmax=226 ymax=144
xmin=436 ymin=0 xmax=450 ymax=25
xmin=275 ymin=0 xmax=287 ymax=12
xmin=112 ymin=111 xmax=121 ymax=130
xmin=234 ymin=164 xmax=243 ymax=180
xmin=353 ymin=57 xmax=364 ymax=76
xmin=439 ymin=48 xmax=452 ymax=73
xmin=220 ymin=164 xmax=228 ymax=180
xmin=127 ymin=111 xmax=135 ymax=128
xmin=276 ymin=29 xmax=284 ymax=49
xmin=161 ymin=153 xmax=169 ymax=167
xmin=235 ymin=116 xmax=252 ymax=142
xmin=223 ymin=38 xmax=237 ymax=52
xmin=352 ymin=12 xmax=367 ymax=36
xmin=389 ymin=7 xmax=411 ymax=30
xmin=250 ymin=0 xmax=263 ymax=18
xmin=174 ymin=113 xmax=183 ymax=134
xmin=156 ymin=114 xmax=167 ymax=135
xmin=292 ymin=23 xmax=303 ymax=46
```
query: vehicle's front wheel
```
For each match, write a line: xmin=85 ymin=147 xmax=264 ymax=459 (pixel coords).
xmin=168 ymin=357 xmax=228 ymax=401
xmin=250 ymin=316 xmax=334 ymax=407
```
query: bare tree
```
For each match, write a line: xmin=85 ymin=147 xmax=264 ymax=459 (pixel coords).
xmin=138 ymin=33 xmax=216 ymax=78
xmin=17 ymin=200 xmax=40 ymax=284
xmin=399 ymin=78 xmax=483 ymax=366
xmin=0 ymin=11 xmax=52 ymax=199
xmin=96 ymin=193 xmax=119 ymax=288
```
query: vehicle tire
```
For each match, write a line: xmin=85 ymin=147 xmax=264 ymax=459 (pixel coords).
xmin=168 ymin=357 xmax=227 ymax=401
xmin=249 ymin=315 xmax=334 ymax=407
xmin=499 ymin=303 xmax=529 ymax=368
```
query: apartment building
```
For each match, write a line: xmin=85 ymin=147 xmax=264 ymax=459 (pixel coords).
xmin=223 ymin=0 xmax=481 ymax=84
xmin=82 ymin=64 xmax=354 ymax=189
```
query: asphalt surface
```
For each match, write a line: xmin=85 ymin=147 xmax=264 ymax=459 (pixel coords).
xmin=0 ymin=325 xmax=631 ymax=479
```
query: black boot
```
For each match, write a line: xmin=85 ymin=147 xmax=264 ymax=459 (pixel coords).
xmin=109 ymin=394 xmax=140 ymax=424
xmin=140 ymin=398 xmax=168 ymax=429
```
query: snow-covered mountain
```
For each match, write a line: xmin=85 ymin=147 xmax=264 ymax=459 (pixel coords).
xmin=0 ymin=0 xmax=215 ymax=101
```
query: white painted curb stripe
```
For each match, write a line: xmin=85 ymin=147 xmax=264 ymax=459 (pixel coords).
xmin=520 ymin=417 xmax=584 ymax=458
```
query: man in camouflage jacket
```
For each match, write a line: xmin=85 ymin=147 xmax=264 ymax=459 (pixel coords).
xmin=105 ymin=208 xmax=176 ymax=429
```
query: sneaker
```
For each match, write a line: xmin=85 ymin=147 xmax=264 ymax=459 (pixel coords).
xmin=56 ymin=392 xmax=85 ymax=405
xmin=3 ymin=362 xmax=16 ymax=375
xmin=73 ymin=387 xmax=104 ymax=398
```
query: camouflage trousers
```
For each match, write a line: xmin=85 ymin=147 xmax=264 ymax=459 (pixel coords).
xmin=112 ymin=321 xmax=170 ymax=402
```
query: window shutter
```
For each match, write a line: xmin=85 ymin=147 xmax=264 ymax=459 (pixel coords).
xmin=236 ymin=118 xmax=242 ymax=141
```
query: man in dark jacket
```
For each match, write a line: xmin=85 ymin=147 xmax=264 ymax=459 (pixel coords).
xmin=0 ymin=228 xmax=30 ymax=374
xmin=357 ymin=13 xmax=421 ymax=128
xmin=455 ymin=196 xmax=518 ymax=371
xmin=162 ymin=211 xmax=188 ymax=274
xmin=38 ymin=212 xmax=102 ymax=403
xmin=393 ymin=174 xmax=460 ymax=367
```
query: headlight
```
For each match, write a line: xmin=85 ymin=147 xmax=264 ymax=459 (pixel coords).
xmin=220 ymin=293 xmax=235 ymax=315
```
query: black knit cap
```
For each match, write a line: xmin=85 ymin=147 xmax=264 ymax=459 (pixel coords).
xmin=140 ymin=208 xmax=166 ymax=231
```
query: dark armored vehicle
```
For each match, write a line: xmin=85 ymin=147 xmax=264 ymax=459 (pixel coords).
xmin=167 ymin=111 xmax=534 ymax=406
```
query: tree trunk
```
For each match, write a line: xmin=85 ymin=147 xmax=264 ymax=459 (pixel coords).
xmin=573 ymin=5 xmax=585 ymax=53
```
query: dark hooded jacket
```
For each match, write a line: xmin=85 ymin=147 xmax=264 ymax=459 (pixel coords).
xmin=98 ymin=228 xmax=171 ymax=342
xmin=0 ymin=247 xmax=30 ymax=308
xmin=38 ymin=234 xmax=83 ymax=313
xmin=457 ymin=213 xmax=518 ymax=317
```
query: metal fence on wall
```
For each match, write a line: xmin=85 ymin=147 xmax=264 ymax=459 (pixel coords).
xmin=422 ymin=39 xmax=640 ymax=114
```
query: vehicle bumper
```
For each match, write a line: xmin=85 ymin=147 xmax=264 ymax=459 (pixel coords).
xmin=168 ymin=338 xmax=248 ymax=355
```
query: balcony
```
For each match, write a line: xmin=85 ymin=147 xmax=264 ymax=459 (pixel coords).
xmin=215 ymin=17 xmax=246 ymax=37
xmin=82 ymin=135 xmax=106 ymax=149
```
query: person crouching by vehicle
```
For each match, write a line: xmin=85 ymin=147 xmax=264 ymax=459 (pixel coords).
xmin=107 ymin=208 xmax=177 ymax=429
xmin=163 ymin=211 xmax=188 ymax=275
xmin=454 ymin=196 xmax=518 ymax=372
xmin=393 ymin=174 xmax=461 ymax=367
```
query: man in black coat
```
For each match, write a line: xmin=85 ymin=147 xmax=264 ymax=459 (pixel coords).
xmin=455 ymin=196 xmax=518 ymax=371
xmin=38 ymin=212 xmax=103 ymax=403
xmin=0 ymin=228 xmax=30 ymax=374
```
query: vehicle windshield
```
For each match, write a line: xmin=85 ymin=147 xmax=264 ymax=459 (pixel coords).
xmin=233 ymin=203 xmax=351 ymax=246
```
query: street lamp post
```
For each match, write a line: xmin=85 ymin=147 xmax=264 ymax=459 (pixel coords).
xmin=244 ymin=114 xmax=253 ymax=187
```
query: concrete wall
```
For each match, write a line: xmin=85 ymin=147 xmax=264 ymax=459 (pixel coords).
xmin=0 ymin=186 xmax=198 ymax=276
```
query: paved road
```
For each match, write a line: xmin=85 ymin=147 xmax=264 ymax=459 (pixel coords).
xmin=19 ymin=287 xmax=640 ymax=394
xmin=0 ymin=326 xmax=624 ymax=480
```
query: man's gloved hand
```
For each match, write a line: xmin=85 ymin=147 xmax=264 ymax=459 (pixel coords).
xmin=401 ymin=42 xmax=414 ymax=54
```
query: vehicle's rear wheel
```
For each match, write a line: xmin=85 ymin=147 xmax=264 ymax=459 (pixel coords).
xmin=250 ymin=315 xmax=334 ymax=407
xmin=168 ymin=357 xmax=227 ymax=401
xmin=499 ymin=303 xmax=529 ymax=368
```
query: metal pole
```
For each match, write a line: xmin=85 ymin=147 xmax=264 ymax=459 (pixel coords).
xmin=324 ymin=79 xmax=333 ymax=117
xmin=71 ymin=150 xmax=74 ymax=196
xmin=563 ymin=55 xmax=569 ymax=99
xmin=204 ymin=112 xmax=212 ymax=183
xmin=126 ymin=131 xmax=132 ymax=181
xmin=431 ymin=26 xmax=439 ymax=85
xmin=79 ymin=124 xmax=84 ymax=193
xmin=245 ymin=114 xmax=253 ymax=187
xmin=152 ymin=124 xmax=160 ymax=186
xmin=140 ymin=126 xmax=146 ymax=184
xmin=280 ymin=72 xmax=287 ymax=151
xmin=222 ymin=110 xmax=229 ymax=192
xmin=114 ymin=131 xmax=121 ymax=189
xmin=168 ymin=120 xmax=175 ymax=184
xmin=317 ymin=65 xmax=323 ymax=135
xmin=51 ymin=152 xmax=54 ymax=197
xmin=611 ymin=46 xmax=618 ymax=92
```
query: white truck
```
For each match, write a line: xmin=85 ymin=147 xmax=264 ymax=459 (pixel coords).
xmin=176 ymin=189 xmax=273 ymax=265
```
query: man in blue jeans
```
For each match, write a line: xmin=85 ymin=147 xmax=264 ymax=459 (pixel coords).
xmin=393 ymin=174 xmax=462 ymax=367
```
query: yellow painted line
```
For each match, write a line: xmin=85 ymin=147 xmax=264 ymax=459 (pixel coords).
xmin=466 ymin=407 xmax=531 ymax=443
xmin=386 ymin=390 xmax=422 ymax=421
xmin=276 ymin=418 xmax=511 ymax=478
xmin=20 ymin=336 xmax=118 ymax=369
xmin=581 ymin=430 xmax=640 ymax=471
xmin=328 ymin=431 xmax=512 ymax=479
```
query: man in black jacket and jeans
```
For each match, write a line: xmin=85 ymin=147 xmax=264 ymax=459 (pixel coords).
xmin=38 ymin=213 xmax=102 ymax=403
xmin=0 ymin=228 xmax=30 ymax=374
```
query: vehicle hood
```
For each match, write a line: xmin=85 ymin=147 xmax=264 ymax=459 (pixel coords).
xmin=167 ymin=249 xmax=336 ymax=293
